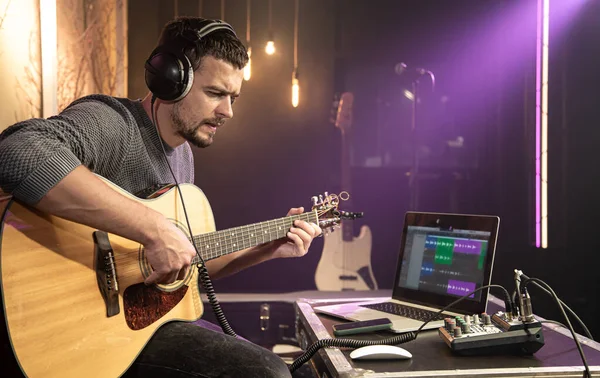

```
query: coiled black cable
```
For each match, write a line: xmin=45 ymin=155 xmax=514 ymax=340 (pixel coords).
xmin=196 ymin=264 xmax=237 ymax=336
xmin=288 ymin=331 xmax=417 ymax=373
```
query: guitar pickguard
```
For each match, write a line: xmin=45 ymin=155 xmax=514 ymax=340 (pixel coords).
xmin=123 ymin=284 xmax=188 ymax=330
xmin=315 ymin=225 xmax=378 ymax=291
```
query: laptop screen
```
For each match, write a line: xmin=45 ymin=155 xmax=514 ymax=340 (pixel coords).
xmin=392 ymin=212 xmax=499 ymax=315
xmin=398 ymin=226 xmax=491 ymax=302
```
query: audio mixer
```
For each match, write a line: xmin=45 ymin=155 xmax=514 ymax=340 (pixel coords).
xmin=438 ymin=311 xmax=545 ymax=355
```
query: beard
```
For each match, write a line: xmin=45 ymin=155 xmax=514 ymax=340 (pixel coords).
xmin=171 ymin=102 xmax=221 ymax=148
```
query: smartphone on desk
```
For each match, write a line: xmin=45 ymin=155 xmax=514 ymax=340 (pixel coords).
xmin=332 ymin=318 xmax=393 ymax=336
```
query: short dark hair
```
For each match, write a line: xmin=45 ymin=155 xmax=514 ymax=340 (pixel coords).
xmin=157 ymin=16 xmax=248 ymax=71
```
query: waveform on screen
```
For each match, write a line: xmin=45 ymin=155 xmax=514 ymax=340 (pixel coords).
xmin=447 ymin=279 xmax=476 ymax=298
xmin=425 ymin=235 xmax=487 ymax=269
xmin=420 ymin=263 xmax=464 ymax=277
xmin=419 ymin=280 xmax=477 ymax=298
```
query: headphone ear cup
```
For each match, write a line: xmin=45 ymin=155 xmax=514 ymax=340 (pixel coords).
xmin=145 ymin=46 xmax=194 ymax=102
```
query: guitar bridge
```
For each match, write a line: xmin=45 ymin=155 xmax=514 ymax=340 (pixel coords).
xmin=93 ymin=231 xmax=120 ymax=317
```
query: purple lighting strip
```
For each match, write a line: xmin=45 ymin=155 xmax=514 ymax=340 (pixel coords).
xmin=535 ymin=0 xmax=543 ymax=248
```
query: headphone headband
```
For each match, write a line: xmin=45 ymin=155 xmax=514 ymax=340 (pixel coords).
xmin=196 ymin=21 xmax=236 ymax=39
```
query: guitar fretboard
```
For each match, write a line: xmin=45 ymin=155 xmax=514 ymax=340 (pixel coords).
xmin=191 ymin=211 xmax=318 ymax=263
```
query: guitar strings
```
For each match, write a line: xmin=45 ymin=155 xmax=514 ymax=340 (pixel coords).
xmin=108 ymin=209 xmax=330 ymax=280
xmin=110 ymin=211 xmax=317 ymax=264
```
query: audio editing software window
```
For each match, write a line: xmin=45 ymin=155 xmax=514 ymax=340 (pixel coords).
xmin=398 ymin=226 xmax=491 ymax=301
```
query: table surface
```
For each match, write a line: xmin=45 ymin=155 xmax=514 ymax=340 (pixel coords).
xmin=295 ymin=292 xmax=600 ymax=377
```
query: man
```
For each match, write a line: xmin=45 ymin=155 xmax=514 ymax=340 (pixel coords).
xmin=0 ymin=17 xmax=321 ymax=377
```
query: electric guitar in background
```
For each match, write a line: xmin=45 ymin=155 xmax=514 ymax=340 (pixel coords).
xmin=315 ymin=92 xmax=378 ymax=291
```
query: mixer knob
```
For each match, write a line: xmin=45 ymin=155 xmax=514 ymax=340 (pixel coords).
xmin=483 ymin=314 xmax=492 ymax=326
xmin=446 ymin=319 xmax=455 ymax=332
xmin=453 ymin=327 xmax=462 ymax=337
xmin=473 ymin=314 xmax=480 ymax=325
xmin=464 ymin=315 xmax=471 ymax=324
xmin=444 ymin=318 xmax=452 ymax=330
xmin=461 ymin=322 xmax=470 ymax=334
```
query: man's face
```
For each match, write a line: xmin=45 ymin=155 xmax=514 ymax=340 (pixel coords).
xmin=171 ymin=56 xmax=244 ymax=148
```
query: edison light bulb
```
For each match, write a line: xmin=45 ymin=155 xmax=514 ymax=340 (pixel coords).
xmin=292 ymin=77 xmax=299 ymax=108
xmin=243 ymin=47 xmax=252 ymax=81
xmin=265 ymin=40 xmax=275 ymax=55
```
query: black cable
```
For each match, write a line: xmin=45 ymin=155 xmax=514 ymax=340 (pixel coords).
xmin=150 ymin=96 xmax=237 ymax=337
xmin=289 ymin=283 xmax=511 ymax=373
xmin=523 ymin=277 xmax=591 ymax=378
xmin=515 ymin=273 xmax=593 ymax=340
xmin=289 ymin=330 xmax=417 ymax=373
xmin=539 ymin=319 xmax=567 ymax=329
xmin=538 ymin=318 xmax=593 ymax=345
xmin=539 ymin=319 xmax=594 ymax=347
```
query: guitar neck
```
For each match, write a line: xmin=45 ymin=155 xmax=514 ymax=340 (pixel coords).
xmin=340 ymin=129 xmax=354 ymax=242
xmin=190 ymin=211 xmax=318 ymax=264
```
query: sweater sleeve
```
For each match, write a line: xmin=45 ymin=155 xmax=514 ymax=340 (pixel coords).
xmin=0 ymin=96 xmax=135 ymax=205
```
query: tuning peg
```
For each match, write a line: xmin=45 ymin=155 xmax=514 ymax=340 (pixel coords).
xmin=340 ymin=211 xmax=364 ymax=219
xmin=311 ymin=196 xmax=319 ymax=206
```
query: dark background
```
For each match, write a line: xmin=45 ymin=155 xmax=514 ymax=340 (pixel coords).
xmin=128 ymin=0 xmax=600 ymax=339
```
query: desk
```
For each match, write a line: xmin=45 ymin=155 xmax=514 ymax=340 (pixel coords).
xmin=295 ymin=294 xmax=600 ymax=377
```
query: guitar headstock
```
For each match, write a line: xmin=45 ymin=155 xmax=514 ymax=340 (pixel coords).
xmin=329 ymin=92 xmax=341 ymax=124
xmin=311 ymin=191 xmax=363 ymax=234
xmin=333 ymin=92 xmax=354 ymax=134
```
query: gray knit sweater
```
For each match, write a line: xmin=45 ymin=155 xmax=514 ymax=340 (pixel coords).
xmin=0 ymin=94 xmax=194 ymax=205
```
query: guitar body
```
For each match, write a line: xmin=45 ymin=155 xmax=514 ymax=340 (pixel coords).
xmin=0 ymin=177 xmax=214 ymax=377
xmin=315 ymin=224 xmax=377 ymax=291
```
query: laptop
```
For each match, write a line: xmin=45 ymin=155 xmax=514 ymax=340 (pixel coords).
xmin=314 ymin=211 xmax=500 ymax=333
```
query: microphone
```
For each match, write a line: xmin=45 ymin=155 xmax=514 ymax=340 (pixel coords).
xmin=394 ymin=62 xmax=435 ymax=91
xmin=394 ymin=62 xmax=426 ymax=76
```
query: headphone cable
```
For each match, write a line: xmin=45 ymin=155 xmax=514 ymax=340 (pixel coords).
xmin=150 ymin=95 xmax=238 ymax=338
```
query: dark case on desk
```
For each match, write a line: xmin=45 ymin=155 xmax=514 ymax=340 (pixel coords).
xmin=295 ymin=297 xmax=600 ymax=378
xmin=200 ymin=297 xmax=299 ymax=349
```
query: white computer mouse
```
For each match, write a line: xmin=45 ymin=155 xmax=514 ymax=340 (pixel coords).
xmin=349 ymin=345 xmax=413 ymax=360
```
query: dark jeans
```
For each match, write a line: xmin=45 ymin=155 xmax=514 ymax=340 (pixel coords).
xmin=122 ymin=320 xmax=292 ymax=378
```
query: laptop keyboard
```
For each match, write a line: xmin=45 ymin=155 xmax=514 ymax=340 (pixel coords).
xmin=361 ymin=302 xmax=446 ymax=322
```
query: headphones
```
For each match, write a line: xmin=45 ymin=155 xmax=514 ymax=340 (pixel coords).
xmin=145 ymin=19 xmax=237 ymax=102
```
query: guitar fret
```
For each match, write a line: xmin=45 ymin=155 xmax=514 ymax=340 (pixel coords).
xmin=191 ymin=212 xmax=317 ymax=263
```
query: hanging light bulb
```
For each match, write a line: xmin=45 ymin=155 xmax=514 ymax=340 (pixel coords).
xmin=291 ymin=0 xmax=300 ymax=108
xmin=243 ymin=47 xmax=252 ymax=81
xmin=265 ymin=40 xmax=275 ymax=55
xmin=265 ymin=36 xmax=275 ymax=55
xmin=292 ymin=70 xmax=299 ymax=108
xmin=266 ymin=0 xmax=275 ymax=56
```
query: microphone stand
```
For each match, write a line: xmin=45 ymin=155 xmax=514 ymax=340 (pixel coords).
xmin=407 ymin=70 xmax=435 ymax=210
xmin=408 ymin=78 xmax=420 ymax=210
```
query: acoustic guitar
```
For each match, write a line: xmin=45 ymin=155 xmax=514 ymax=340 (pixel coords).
xmin=0 ymin=176 xmax=348 ymax=377
xmin=314 ymin=92 xmax=378 ymax=291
